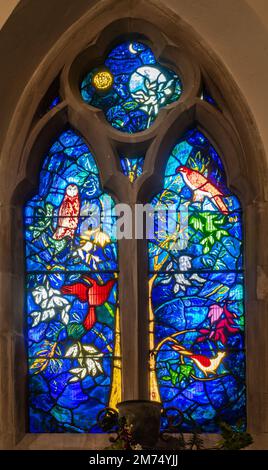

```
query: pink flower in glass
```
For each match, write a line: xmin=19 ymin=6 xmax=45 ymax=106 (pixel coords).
xmin=208 ymin=304 xmax=224 ymax=324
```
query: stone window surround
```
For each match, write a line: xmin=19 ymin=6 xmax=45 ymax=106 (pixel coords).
xmin=0 ymin=5 xmax=267 ymax=450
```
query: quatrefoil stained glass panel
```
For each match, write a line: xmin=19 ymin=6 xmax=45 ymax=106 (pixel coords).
xmin=80 ymin=41 xmax=182 ymax=133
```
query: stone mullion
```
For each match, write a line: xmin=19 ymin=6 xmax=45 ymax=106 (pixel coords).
xmin=118 ymin=204 xmax=139 ymax=401
xmin=118 ymin=200 xmax=151 ymax=402
xmin=246 ymin=202 xmax=268 ymax=434
xmin=0 ymin=204 xmax=18 ymax=448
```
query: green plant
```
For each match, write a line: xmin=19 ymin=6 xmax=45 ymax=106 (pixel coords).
xmin=187 ymin=430 xmax=204 ymax=450
xmin=105 ymin=417 xmax=141 ymax=450
xmin=216 ymin=422 xmax=253 ymax=450
xmin=98 ymin=406 xmax=253 ymax=450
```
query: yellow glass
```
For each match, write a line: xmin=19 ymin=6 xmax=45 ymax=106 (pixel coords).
xmin=93 ymin=70 xmax=113 ymax=91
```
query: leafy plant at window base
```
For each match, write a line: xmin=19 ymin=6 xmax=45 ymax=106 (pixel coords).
xmin=215 ymin=422 xmax=253 ymax=450
xmin=105 ymin=418 xmax=142 ymax=450
xmin=97 ymin=408 xmax=253 ymax=450
xmin=161 ymin=411 xmax=253 ymax=450
xmin=160 ymin=420 xmax=253 ymax=450
xmin=97 ymin=409 xmax=142 ymax=450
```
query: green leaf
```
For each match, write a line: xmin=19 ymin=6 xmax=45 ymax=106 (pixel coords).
xmin=216 ymin=230 xmax=228 ymax=240
xmin=189 ymin=216 xmax=204 ymax=231
xmin=123 ymin=101 xmax=138 ymax=111
xmin=188 ymin=151 xmax=207 ymax=173
xmin=169 ymin=368 xmax=179 ymax=385
xmin=180 ymin=364 xmax=194 ymax=378
xmin=178 ymin=364 xmax=194 ymax=382
xmin=96 ymin=303 xmax=114 ymax=327
xmin=45 ymin=203 xmax=54 ymax=216
xmin=67 ymin=323 xmax=85 ymax=340
xmin=161 ymin=376 xmax=171 ymax=382
xmin=32 ymin=230 xmax=41 ymax=238
xmin=214 ymin=259 xmax=227 ymax=270
xmin=208 ymin=235 xmax=215 ymax=245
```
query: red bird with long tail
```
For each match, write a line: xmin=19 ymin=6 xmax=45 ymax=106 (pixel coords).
xmin=176 ymin=166 xmax=228 ymax=214
xmin=172 ymin=344 xmax=225 ymax=376
xmin=61 ymin=277 xmax=115 ymax=330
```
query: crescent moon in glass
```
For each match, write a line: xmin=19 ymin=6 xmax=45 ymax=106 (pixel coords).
xmin=129 ymin=43 xmax=138 ymax=54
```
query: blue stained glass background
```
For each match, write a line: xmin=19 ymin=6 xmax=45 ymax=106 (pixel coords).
xmin=149 ymin=128 xmax=245 ymax=432
xmin=81 ymin=41 xmax=182 ymax=133
xmin=201 ymin=87 xmax=219 ymax=109
xmin=120 ymin=155 xmax=144 ymax=182
xmin=25 ymin=129 xmax=119 ymax=433
xmin=48 ymin=96 xmax=61 ymax=110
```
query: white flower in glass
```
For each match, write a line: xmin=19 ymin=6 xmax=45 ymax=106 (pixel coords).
xmin=129 ymin=66 xmax=175 ymax=125
xmin=31 ymin=280 xmax=71 ymax=326
xmin=160 ymin=256 xmax=206 ymax=293
xmin=66 ymin=341 xmax=104 ymax=382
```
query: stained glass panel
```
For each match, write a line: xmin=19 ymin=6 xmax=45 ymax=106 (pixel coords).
xmin=81 ymin=41 xmax=182 ymax=133
xmin=25 ymin=129 xmax=121 ymax=433
xmin=149 ymin=128 xmax=245 ymax=432
xmin=201 ymin=87 xmax=219 ymax=110
xmin=48 ymin=96 xmax=61 ymax=110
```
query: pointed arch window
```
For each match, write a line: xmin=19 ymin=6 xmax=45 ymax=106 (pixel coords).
xmin=25 ymin=129 xmax=121 ymax=432
xmin=148 ymin=129 xmax=245 ymax=431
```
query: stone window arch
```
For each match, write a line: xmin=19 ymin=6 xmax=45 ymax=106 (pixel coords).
xmin=0 ymin=5 xmax=267 ymax=450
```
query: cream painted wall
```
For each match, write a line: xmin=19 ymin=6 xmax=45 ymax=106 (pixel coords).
xmin=163 ymin=0 xmax=268 ymax=164
xmin=1 ymin=0 xmax=268 ymax=159
xmin=246 ymin=0 xmax=268 ymax=29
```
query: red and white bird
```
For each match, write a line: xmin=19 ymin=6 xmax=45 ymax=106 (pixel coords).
xmin=53 ymin=184 xmax=80 ymax=240
xmin=172 ymin=344 xmax=225 ymax=376
xmin=61 ymin=276 xmax=116 ymax=330
xmin=176 ymin=166 xmax=228 ymax=214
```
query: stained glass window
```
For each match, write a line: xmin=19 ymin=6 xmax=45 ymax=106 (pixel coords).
xmin=120 ymin=156 xmax=144 ymax=182
xmin=201 ymin=87 xmax=219 ymax=109
xmin=148 ymin=128 xmax=245 ymax=432
xmin=25 ymin=129 xmax=121 ymax=432
xmin=48 ymin=95 xmax=61 ymax=110
xmin=80 ymin=41 xmax=182 ymax=133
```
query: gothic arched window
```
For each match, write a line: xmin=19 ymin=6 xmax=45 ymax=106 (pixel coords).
xmin=148 ymin=128 xmax=244 ymax=431
xmin=25 ymin=130 xmax=121 ymax=432
xmin=23 ymin=25 xmax=246 ymax=435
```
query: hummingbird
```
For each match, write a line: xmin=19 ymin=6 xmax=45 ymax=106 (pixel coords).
xmin=61 ymin=276 xmax=115 ymax=330
xmin=176 ymin=166 xmax=229 ymax=214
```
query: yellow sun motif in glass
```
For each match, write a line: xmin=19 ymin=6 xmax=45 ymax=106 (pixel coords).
xmin=92 ymin=70 xmax=113 ymax=91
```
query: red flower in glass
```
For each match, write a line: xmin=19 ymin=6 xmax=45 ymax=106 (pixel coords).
xmin=197 ymin=304 xmax=240 ymax=345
